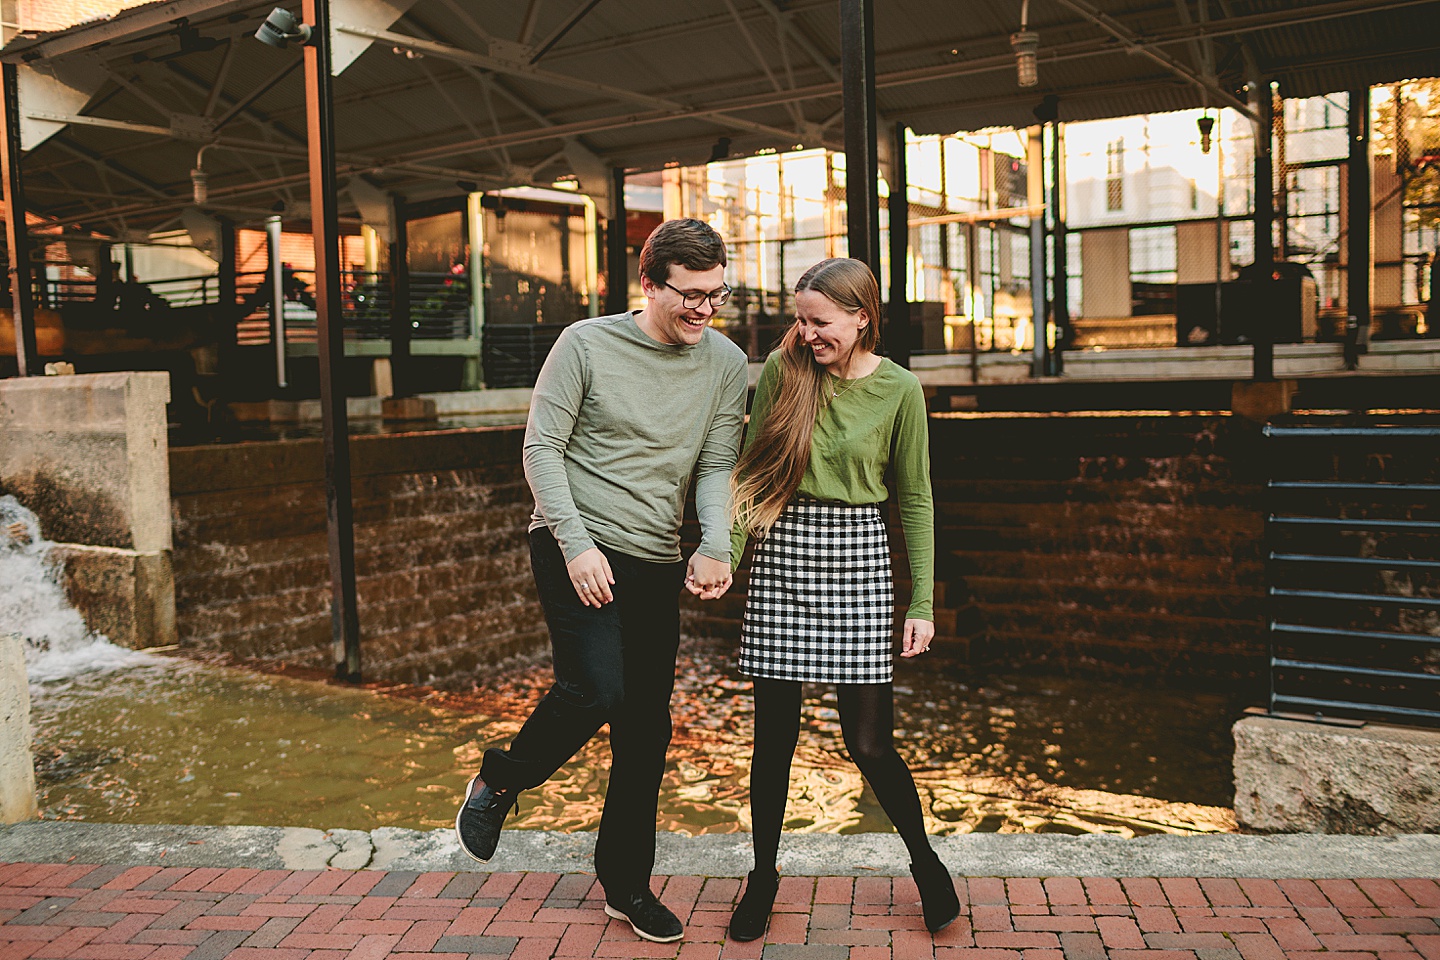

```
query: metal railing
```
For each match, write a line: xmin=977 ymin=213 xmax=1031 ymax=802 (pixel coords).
xmin=1263 ymin=422 xmax=1440 ymax=728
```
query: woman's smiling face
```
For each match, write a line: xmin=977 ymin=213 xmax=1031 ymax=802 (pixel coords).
xmin=794 ymin=288 xmax=868 ymax=373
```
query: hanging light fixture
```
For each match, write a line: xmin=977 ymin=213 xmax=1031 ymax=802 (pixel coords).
xmin=1012 ymin=0 xmax=1039 ymax=88
xmin=1197 ymin=113 xmax=1215 ymax=154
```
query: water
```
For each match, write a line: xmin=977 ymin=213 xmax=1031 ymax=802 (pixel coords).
xmin=9 ymin=496 xmax=1237 ymax=836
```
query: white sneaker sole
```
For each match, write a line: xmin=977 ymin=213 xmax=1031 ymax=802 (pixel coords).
xmin=603 ymin=903 xmax=684 ymax=943
xmin=454 ymin=776 xmax=493 ymax=864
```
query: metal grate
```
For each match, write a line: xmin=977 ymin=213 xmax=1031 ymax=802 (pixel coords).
xmin=1263 ymin=423 xmax=1440 ymax=727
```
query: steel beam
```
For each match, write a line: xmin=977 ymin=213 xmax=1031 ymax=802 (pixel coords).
xmin=606 ymin=165 xmax=627 ymax=316
xmin=388 ymin=193 xmax=411 ymax=397
xmin=267 ymin=214 xmax=288 ymax=389
xmin=1051 ymin=120 xmax=1068 ymax=371
xmin=1 ymin=63 xmax=37 ymax=376
xmin=1251 ymin=80 xmax=1274 ymax=381
xmin=1346 ymin=86 xmax=1371 ymax=345
xmin=1028 ymin=126 xmax=1048 ymax=378
xmin=887 ymin=120 xmax=909 ymax=368
xmin=303 ymin=0 xmax=363 ymax=683
xmin=839 ymin=0 xmax=879 ymax=271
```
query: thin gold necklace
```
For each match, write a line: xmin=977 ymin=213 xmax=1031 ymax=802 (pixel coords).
xmin=824 ymin=370 xmax=862 ymax=405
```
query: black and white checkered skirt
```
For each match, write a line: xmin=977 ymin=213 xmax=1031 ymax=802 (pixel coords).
xmin=739 ymin=498 xmax=894 ymax=684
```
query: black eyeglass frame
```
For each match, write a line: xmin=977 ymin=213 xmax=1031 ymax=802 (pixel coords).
xmin=663 ymin=280 xmax=732 ymax=309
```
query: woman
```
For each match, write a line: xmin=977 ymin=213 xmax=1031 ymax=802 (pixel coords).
xmin=727 ymin=258 xmax=959 ymax=941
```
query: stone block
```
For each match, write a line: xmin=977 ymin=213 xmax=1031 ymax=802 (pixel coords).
xmin=0 ymin=371 xmax=171 ymax=551
xmin=1231 ymin=379 xmax=1297 ymax=422
xmin=0 ymin=634 xmax=37 ymax=823
xmin=381 ymin=396 xmax=438 ymax=421
xmin=1233 ymin=715 xmax=1440 ymax=834
xmin=50 ymin=544 xmax=177 ymax=650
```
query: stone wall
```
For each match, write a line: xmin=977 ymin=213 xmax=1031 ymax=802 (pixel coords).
xmin=0 ymin=371 xmax=174 ymax=648
xmin=686 ymin=412 xmax=1269 ymax=685
xmin=169 ymin=427 xmax=543 ymax=686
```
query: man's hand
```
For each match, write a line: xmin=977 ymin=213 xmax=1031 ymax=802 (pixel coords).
xmin=899 ymin=618 xmax=935 ymax=657
xmin=567 ymin=548 xmax=615 ymax=607
xmin=685 ymin=551 xmax=733 ymax=600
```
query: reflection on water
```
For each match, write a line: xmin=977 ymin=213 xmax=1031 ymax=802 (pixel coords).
xmin=30 ymin=638 xmax=1237 ymax=836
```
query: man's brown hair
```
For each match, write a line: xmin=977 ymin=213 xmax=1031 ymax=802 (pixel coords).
xmin=638 ymin=217 xmax=727 ymax=286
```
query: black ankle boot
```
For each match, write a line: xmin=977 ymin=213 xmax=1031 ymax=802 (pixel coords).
xmin=728 ymin=868 xmax=779 ymax=942
xmin=910 ymin=857 xmax=960 ymax=933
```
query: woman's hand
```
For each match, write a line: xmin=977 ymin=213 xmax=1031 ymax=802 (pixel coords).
xmin=900 ymin=618 xmax=935 ymax=657
xmin=685 ymin=552 xmax=733 ymax=600
xmin=567 ymin=548 xmax=614 ymax=607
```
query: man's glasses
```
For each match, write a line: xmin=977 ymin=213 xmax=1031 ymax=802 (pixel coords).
xmin=664 ymin=281 xmax=731 ymax=310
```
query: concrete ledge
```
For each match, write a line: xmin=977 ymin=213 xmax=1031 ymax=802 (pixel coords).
xmin=1234 ymin=715 xmax=1440 ymax=835
xmin=0 ymin=637 xmax=36 ymax=824
xmin=1 ymin=822 xmax=1438 ymax=878
xmin=48 ymin=544 xmax=176 ymax=649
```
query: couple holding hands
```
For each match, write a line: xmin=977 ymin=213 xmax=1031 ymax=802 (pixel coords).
xmin=454 ymin=218 xmax=958 ymax=944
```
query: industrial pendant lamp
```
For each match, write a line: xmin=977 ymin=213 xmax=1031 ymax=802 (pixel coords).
xmin=1012 ymin=0 xmax=1040 ymax=88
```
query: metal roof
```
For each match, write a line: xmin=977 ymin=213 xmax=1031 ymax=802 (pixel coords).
xmin=3 ymin=0 xmax=1438 ymax=238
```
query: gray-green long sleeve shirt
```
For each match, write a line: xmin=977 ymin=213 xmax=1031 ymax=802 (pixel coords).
xmin=524 ymin=312 xmax=750 ymax=565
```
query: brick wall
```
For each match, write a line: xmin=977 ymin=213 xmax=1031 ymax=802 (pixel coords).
xmin=171 ymin=413 xmax=1269 ymax=688
xmin=170 ymin=427 xmax=543 ymax=686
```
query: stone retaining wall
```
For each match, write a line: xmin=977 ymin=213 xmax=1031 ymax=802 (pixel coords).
xmin=169 ymin=427 xmax=542 ymax=685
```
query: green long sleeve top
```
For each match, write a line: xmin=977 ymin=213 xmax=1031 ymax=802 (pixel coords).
xmin=524 ymin=313 xmax=749 ymax=565
xmin=732 ymin=351 xmax=935 ymax=621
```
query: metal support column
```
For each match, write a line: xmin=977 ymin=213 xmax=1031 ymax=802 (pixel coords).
xmin=388 ymin=194 xmax=411 ymax=397
xmin=303 ymin=0 xmax=362 ymax=682
xmin=267 ymin=215 xmax=288 ymax=390
xmin=606 ymin=166 xmax=629 ymax=315
xmin=1028 ymin=125 xmax=1049 ymax=377
xmin=217 ymin=215 xmax=237 ymax=376
xmin=1346 ymin=86 xmax=1372 ymax=361
xmin=1251 ymin=81 xmax=1275 ymax=381
xmin=887 ymin=121 xmax=910 ymax=367
xmin=1 ymin=63 xmax=37 ymax=376
xmin=1050 ymin=121 xmax=1068 ymax=374
xmin=839 ymin=0 xmax=879 ymax=271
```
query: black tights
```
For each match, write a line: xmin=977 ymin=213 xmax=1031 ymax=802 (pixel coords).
xmin=748 ymin=678 xmax=937 ymax=873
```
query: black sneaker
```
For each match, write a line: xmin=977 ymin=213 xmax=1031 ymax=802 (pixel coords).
xmin=603 ymin=889 xmax=684 ymax=943
xmin=454 ymin=774 xmax=516 ymax=863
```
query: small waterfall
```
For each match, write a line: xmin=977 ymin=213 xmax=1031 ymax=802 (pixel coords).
xmin=0 ymin=495 xmax=153 ymax=682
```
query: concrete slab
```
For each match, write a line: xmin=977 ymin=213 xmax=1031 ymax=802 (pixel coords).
xmin=1 ymin=822 xmax=1437 ymax=878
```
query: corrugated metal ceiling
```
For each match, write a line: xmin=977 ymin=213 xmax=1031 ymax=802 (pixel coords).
xmin=2 ymin=0 xmax=1436 ymax=236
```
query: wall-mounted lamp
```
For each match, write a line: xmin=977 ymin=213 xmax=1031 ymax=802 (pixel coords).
xmin=1012 ymin=0 xmax=1039 ymax=88
xmin=254 ymin=7 xmax=311 ymax=48
xmin=1198 ymin=114 xmax=1215 ymax=154
xmin=191 ymin=143 xmax=215 ymax=204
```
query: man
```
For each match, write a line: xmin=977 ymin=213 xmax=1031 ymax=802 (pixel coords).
xmin=455 ymin=218 xmax=748 ymax=943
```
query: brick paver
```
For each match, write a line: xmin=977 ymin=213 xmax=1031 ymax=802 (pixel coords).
xmin=0 ymin=864 xmax=1435 ymax=959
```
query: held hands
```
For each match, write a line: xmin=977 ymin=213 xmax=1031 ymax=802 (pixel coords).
xmin=900 ymin=618 xmax=936 ymax=658
xmin=685 ymin=551 xmax=733 ymax=600
xmin=568 ymin=548 xmax=615 ymax=607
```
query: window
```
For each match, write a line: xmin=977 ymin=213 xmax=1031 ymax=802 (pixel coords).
xmin=1105 ymin=138 xmax=1124 ymax=212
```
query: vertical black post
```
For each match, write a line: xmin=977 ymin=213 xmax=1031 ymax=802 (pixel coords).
xmin=267 ymin=215 xmax=289 ymax=390
xmin=1347 ymin=86 xmax=1372 ymax=355
xmin=1252 ymin=82 xmax=1275 ymax=381
xmin=888 ymin=121 xmax=910 ymax=368
xmin=303 ymin=0 xmax=362 ymax=682
xmin=1051 ymin=121 xmax=1068 ymax=374
xmin=1028 ymin=126 xmax=1048 ymax=377
xmin=839 ymin=0 xmax=879 ymax=271
xmin=388 ymin=194 xmax=411 ymax=397
xmin=217 ymin=215 xmax=237 ymax=376
xmin=1 ymin=63 xmax=37 ymax=376
xmin=606 ymin=166 xmax=628 ymax=315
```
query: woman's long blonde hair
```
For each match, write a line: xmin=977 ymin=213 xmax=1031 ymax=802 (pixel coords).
xmin=731 ymin=258 xmax=883 ymax=539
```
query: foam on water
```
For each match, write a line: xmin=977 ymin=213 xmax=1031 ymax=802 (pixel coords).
xmin=0 ymin=495 xmax=156 ymax=683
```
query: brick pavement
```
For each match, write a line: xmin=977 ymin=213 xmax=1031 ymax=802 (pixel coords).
xmin=0 ymin=862 xmax=1436 ymax=960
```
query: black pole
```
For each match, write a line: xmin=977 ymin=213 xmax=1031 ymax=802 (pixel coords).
xmin=1252 ymin=81 xmax=1275 ymax=381
xmin=1 ymin=63 xmax=37 ymax=376
xmin=1050 ymin=120 xmax=1068 ymax=375
xmin=388 ymin=194 xmax=411 ymax=397
xmin=606 ymin=166 xmax=628 ymax=316
xmin=1346 ymin=86 xmax=1372 ymax=354
xmin=1028 ymin=126 xmax=1048 ymax=378
xmin=217 ymin=214 xmax=237 ymax=377
xmin=887 ymin=121 xmax=910 ymax=368
xmin=839 ymin=0 xmax=879 ymax=271
xmin=303 ymin=0 xmax=362 ymax=682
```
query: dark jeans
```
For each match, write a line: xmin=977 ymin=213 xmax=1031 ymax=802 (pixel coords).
xmin=480 ymin=526 xmax=686 ymax=895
